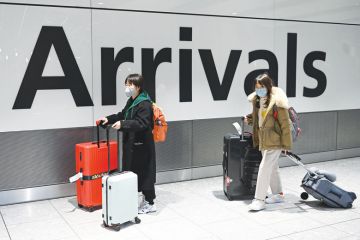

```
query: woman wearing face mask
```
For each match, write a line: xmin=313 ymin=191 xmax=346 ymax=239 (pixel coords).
xmin=245 ymin=73 xmax=292 ymax=211
xmin=98 ymin=73 xmax=157 ymax=214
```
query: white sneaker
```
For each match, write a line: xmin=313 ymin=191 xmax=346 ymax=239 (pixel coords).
xmin=265 ymin=194 xmax=285 ymax=204
xmin=138 ymin=201 xmax=157 ymax=214
xmin=248 ymin=199 xmax=265 ymax=211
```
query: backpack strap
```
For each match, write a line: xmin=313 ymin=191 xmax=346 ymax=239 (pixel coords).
xmin=272 ymin=104 xmax=282 ymax=135
xmin=273 ymin=104 xmax=279 ymax=120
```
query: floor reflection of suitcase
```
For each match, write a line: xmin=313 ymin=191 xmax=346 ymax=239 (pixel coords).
xmin=285 ymin=152 xmax=357 ymax=208
xmin=75 ymin=124 xmax=118 ymax=211
xmin=102 ymin=128 xmax=140 ymax=231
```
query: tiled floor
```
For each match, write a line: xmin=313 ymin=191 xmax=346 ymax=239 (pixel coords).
xmin=1 ymin=157 xmax=360 ymax=240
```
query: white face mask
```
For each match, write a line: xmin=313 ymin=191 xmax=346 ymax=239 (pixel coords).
xmin=125 ymin=85 xmax=136 ymax=97
xmin=256 ymin=87 xmax=268 ymax=97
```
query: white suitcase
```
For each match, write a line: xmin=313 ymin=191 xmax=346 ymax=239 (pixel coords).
xmin=102 ymin=172 xmax=140 ymax=230
xmin=101 ymin=127 xmax=141 ymax=231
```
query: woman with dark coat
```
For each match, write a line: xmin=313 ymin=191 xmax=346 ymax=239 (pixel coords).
xmin=98 ymin=74 xmax=156 ymax=214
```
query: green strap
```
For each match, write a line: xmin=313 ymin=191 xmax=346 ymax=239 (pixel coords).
xmin=124 ymin=91 xmax=152 ymax=119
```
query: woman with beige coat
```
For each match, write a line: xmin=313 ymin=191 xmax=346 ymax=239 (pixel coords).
xmin=246 ymin=73 xmax=292 ymax=211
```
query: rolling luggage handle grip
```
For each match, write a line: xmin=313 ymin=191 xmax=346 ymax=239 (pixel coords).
xmin=282 ymin=151 xmax=301 ymax=161
xmin=283 ymin=151 xmax=305 ymax=166
xmin=239 ymin=116 xmax=253 ymax=140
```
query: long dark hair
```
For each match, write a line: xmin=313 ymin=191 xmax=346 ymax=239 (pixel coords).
xmin=125 ymin=74 xmax=144 ymax=90
xmin=254 ymin=73 xmax=273 ymax=108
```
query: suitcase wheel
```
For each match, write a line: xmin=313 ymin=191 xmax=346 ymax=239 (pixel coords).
xmin=103 ymin=221 xmax=121 ymax=231
xmin=224 ymin=192 xmax=233 ymax=201
xmin=301 ymin=192 xmax=309 ymax=200
xmin=347 ymin=203 xmax=352 ymax=208
xmin=112 ymin=224 xmax=121 ymax=231
xmin=78 ymin=204 xmax=83 ymax=209
xmin=88 ymin=207 xmax=95 ymax=212
xmin=134 ymin=217 xmax=141 ymax=224
xmin=103 ymin=221 xmax=108 ymax=228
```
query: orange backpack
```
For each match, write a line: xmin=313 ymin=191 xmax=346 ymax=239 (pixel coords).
xmin=152 ymin=103 xmax=168 ymax=142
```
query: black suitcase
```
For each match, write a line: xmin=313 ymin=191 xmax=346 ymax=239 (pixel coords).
xmin=223 ymin=119 xmax=262 ymax=200
xmin=241 ymin=147 xmax=261 ymax=191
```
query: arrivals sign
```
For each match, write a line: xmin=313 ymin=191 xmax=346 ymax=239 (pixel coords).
xmin=1 ymin=3 xmax=359 ymax=131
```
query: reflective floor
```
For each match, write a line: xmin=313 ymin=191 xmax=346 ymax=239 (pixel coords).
xmin=1 ymin=157 xmax=359 ymax=240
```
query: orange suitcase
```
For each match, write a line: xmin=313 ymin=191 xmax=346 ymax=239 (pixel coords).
xmin=75 ymin=124 xmax=118 ymax=211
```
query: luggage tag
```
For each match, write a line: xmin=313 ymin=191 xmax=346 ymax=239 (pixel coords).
xmin=232 ymin=122 xmax=242 ymax=135
xmin=69 ymin=172 xmax=83 ymax=183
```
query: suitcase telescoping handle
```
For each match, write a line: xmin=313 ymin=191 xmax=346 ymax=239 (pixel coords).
xmin=96 ymin=120 xmax=121 ymax=175
xmin=284 ymin=151 xmax=337 ymax=181
xmin=106 ymin=128 xmax=121 ymax=174
xmin=105 ymin=127 xmax=120 ymax=174
xmin=240 ymin=116 xmax=245 ymax=141
xmin=106 ymin=126 xmax=110 ymax=175
xmin=96 ymin=120 xmax=108 ymax=148
xmin=105 ymin=127 xmax=121 ymax=175
xmin=95 ymin=120 xmax=113 ymax=175
xmin=282 ymin=151 xmax=312 ymax=172
xmin=117 ymin=130 xmax=121 ymax=173
xmin=102 ymin=123 xmax=121 ymax=175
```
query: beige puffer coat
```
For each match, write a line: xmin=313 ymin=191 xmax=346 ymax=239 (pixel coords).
xmin=247 ymin=87 xmax=292 ymax=151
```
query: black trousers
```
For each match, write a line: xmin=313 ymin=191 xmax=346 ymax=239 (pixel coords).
xmin=142 ymin=188 xmax=156 ymax=205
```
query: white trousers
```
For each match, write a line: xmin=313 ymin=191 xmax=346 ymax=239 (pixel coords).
xmin=254 ymin=149 xmax=283 ymax=201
